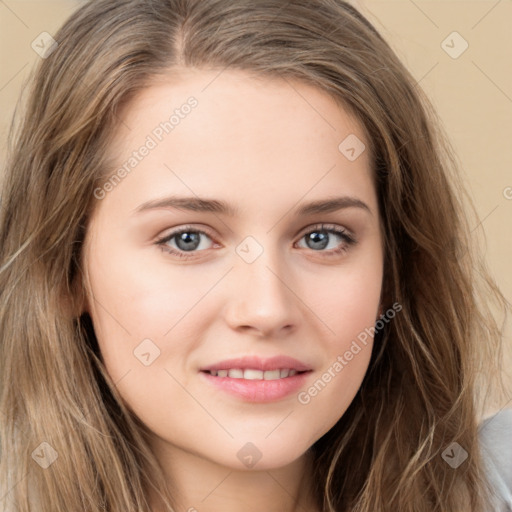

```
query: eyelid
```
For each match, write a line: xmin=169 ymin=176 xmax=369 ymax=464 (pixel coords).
xmin=156 ymin=224 xmax=217 ymax=243
xmin=296 ymin=222 xmax=355 ymax=242
xmin=156 ymin=223 xmax=354 ymax=243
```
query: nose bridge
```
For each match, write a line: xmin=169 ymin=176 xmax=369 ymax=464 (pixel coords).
xmin=237 ymin=234 xmax=290 ymax=302
xmin=224 ymin=234 xmax=299 ymax=334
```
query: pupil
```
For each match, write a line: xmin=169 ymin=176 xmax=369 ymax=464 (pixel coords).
xmin=177 ymin=232 xmax=200 ymax=251
xmin=308 ymin=231 xmax=328 ymax=250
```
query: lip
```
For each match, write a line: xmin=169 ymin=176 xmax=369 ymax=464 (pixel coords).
xmin=199 ymin=355 xmax=312 ymax=373
xmin=199 ymin=369 xmax=312 ymax=402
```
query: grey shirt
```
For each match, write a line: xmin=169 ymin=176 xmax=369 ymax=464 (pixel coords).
xmin=479 ymin=408 xmax=512 ymax=511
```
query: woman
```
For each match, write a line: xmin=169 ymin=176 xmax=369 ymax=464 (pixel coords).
xmin=0 ymin=1 xmax=510 ymax=511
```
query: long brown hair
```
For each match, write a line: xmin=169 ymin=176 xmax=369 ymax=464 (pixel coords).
xmin=1 ymin=1 xmax=509 ymax=510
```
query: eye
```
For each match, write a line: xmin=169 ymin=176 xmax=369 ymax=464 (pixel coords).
xmin=295 ymin=223 xmax=356 ymax=256
xmin=155 ymin=223 xmax=357 ymax=260
xmin=155 ymin=225 xmax=217 ymax=259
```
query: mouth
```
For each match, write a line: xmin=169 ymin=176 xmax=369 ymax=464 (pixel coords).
xmin=201 ymin=368 xmax=310 ymax=380
xmin=198 ymin=355 xmax=313 ymax=402
xmin=199 ymin=368 xmax=312 ymax=402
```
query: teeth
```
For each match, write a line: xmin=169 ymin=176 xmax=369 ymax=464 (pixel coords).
xmin=263 ymin=369 xmax=281 ymax=380
xmin=208 ymin=368 xmax=302 ymax=380
xmin=243 ymin=369 xmax=263 ymax=380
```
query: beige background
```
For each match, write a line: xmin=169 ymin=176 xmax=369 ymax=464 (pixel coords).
xmin=1 ymin=1 xmax=511 ymax=410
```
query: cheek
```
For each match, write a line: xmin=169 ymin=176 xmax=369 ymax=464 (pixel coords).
xmin=85 ymin=244 xmax=216 ymax=386
xmin=297 ymin=306 xmax=376 ymax=441
xmin=297 ymin=252 xmax=382 ymax=430
xmin=87 ymin=239 xmax=215 ymax=334
xmin=85 ymin=262 xmax=206 ymax=420
xmin=312 ymin=250 xmax=383 ymax=345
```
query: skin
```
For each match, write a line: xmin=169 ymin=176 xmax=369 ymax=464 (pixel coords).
xmin=82 ymin=68 xmax=384 ymax=512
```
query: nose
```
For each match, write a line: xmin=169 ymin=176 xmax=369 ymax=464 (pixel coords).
xmin=222 ymin=245 xmax=302 ymax=338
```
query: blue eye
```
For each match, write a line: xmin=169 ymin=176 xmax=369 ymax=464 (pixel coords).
xmin=155 ymin=226 xmax=216 ymax=258
xmin=155 ymin=223 xmax=356 ymax=260
xmin=296 ymin=225 xmax=356 ymax=255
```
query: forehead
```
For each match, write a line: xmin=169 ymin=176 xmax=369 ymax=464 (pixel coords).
xmin=110 ymin=67 xmax=370 ymax=161
xmin=97 ymin=68 xmax=376 ymax=221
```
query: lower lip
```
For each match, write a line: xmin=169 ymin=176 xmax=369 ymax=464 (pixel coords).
xmin=199 ymin=371 xmax=312 ymax=402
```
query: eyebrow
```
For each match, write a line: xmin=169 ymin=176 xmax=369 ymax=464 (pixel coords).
xmin=133 ymin=195 xmax=372 ymax=217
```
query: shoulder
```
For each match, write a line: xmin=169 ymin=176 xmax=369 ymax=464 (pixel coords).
xmin=479 ymin=408 xmax=512 ymax=511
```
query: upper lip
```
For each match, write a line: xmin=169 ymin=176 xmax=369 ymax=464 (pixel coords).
xmin=200 ymin=355 xmax=312 ymax=372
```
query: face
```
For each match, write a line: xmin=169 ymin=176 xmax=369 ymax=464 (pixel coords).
xmin=82 ymin=68 xmax=383 ymax=472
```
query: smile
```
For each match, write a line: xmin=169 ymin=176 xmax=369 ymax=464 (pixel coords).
xmin=203 ymin=368 xmax=307 ymax=379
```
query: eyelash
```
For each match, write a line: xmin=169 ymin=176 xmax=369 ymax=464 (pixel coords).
xmin=155 ymin=223 xmax=357 ymax=260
